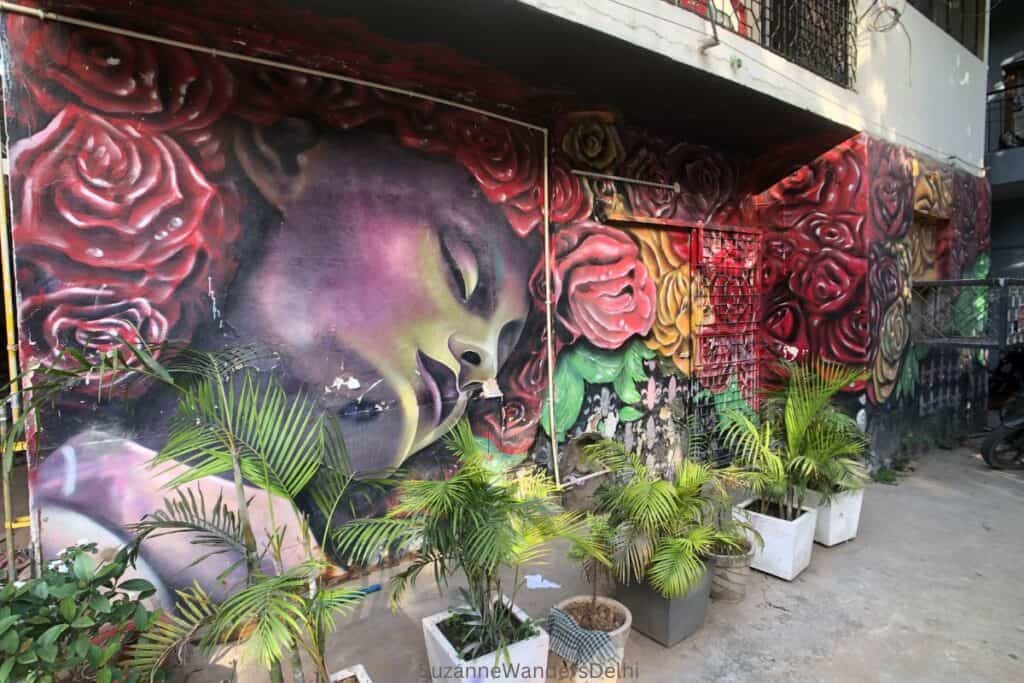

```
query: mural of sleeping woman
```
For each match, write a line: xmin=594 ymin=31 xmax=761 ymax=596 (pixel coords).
xmin=0 ymin=16 xmax=587 ymax=603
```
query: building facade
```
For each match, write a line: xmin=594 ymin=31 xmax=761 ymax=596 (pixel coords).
xmin=0 ymin=0 xmax=992 ymax=599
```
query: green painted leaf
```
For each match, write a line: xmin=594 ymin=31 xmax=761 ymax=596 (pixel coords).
xmin=631 ymin=340 xmax=657 ymax=360
xmin=619 ymin=406 xmax=644 ymax=422
xmin=711 ymin=376 xmax=756 ymax=428
xmin=566 ymin=344 xmax=624 ymax=384
xmin=541 ymin=356 xmax=586 ymax=442
xmin=96 ymin=668 xmax=112 ymax=683
xmin=613 ymin=372 xmax=642 ymax=405
xmin=624 ymin=344 xmax=649 ymax=383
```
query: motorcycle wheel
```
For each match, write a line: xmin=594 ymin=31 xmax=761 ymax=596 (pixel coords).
xmin=982 ymin=425 xmax=1024 ymax=469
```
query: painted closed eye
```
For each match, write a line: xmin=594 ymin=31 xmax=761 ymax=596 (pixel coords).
xmin=439 ymin=230 xmax=479 ymax=304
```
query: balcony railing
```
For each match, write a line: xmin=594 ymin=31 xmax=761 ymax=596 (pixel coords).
xmin=665 ymin=0 xmax=857 ymax=89
xmin=987 ymin=84 xmax=1024 ymax=153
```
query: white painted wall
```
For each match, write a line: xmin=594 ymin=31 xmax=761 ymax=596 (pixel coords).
xmin=517 ymin=0 xmax=989 ymax=176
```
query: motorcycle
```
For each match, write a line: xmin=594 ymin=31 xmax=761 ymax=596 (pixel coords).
xmin=983 ymin=347 xmax=1024 ymax=469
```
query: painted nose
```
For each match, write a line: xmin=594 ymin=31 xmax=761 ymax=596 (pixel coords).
xmin=449 ymin=336 xmax=498 ymax=391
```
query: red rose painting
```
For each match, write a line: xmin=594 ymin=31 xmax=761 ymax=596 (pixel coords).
xmin=868 ymin=140 xmax=913 ymax=240
xmin=11 ymin=106 xmax=238 ymax=304
xmin=8 ymin=16 xmax=237 ymax=132
xmin=541 ymin=222 xmax=656 ymax=350
xmin=789 ymin=248 xmax=867 ymax=317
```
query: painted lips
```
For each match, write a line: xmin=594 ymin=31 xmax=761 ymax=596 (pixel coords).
xmin=416 ymin=350 xmax=461 ymax=427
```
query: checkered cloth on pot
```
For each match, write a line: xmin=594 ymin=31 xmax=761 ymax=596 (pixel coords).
xmin=546 ymin=606 xmax=618 ymax=666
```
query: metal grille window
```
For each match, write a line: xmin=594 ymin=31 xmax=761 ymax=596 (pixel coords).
xmin=911 ymin=279 xmax=1024 ymax=349
xmin=667 ymin=1 xmax=857 ymax=88
xmin=690 ymin=226 xmax=762 ymax=465
xmin=907 ymin=0 xmax=986 ymax=58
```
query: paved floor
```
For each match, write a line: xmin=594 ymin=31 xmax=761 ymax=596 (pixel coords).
xmin=326 ymin=447 xmax=1024 ymax=682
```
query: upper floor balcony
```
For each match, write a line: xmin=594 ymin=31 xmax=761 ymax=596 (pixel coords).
xmin=661 ymin=0 xmax=857 ymax=89
xmin=987 ymin=82 xmax=1024 ymax=198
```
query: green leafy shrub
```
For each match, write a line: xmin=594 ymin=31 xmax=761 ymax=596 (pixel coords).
xmin=334 ymin=419 xmax=594 ymax=662
xmin=582 ymin=440 xmax=740 ymax=599
xmin=721 ymin=359 xmax=870 ymax=519
xmin=0 ymin=542 xmax=161 ymax=683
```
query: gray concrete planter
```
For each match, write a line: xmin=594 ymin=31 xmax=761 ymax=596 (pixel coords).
xmin=614 ymin=570 xmax=711 ymax=647
xmin=708 ymin=546 xmax=755 ymax=602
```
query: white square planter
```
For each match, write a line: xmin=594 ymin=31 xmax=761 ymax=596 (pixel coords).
xmin=330 ymin=664 xmax=373 ymax=682
xmin=734 ymin=500 xmax=817 ymax=581
xmin=422 ymin=598 xmax=549 ymax=682
xmin=806 ymin=489 xmax=864 ymax=546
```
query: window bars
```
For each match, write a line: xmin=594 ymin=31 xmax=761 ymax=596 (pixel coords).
xmin=668 ymin=0 xmax=858 ymax=89
xmin=911 ymin=279 xmax=1024 ymax=349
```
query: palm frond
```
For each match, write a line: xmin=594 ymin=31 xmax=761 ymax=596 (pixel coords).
xmin=647 ymin=525 xmax=716 ymax=599
xmin=205 ymin=570 xmax=309 ymax=669
xmin=307 ymin=584 xmax=367 ymax=634
xmin=128 ymin=582 xmax=217 ymax=682
xmin=128 ymin=488 xmax=246 ymax=566
xmin=305 ymin=413 xmax=355 ymax=524
xmin=232 ymin=372 xmax=323 ymax=499
xmin=582 ymin=438 xmax=646 ymax=475
xmin=332 ymin=517 xmax=421 ymax=566
xmin=612 ymin=522 xmax=655 ymax=585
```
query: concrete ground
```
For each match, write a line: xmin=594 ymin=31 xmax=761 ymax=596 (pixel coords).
xmin=325 ymin=447 xmax=1024 ymax=682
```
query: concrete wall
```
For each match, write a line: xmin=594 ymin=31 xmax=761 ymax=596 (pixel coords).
xmin=517 ymin=0 xmax=989 ymax=176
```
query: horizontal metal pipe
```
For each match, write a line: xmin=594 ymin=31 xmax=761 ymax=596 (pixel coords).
xmin=570 ymin=169 xmax=681 ymax=193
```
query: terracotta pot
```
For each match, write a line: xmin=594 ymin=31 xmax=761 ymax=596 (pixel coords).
xmin=553 ymin=595 xmax=632 ymax=682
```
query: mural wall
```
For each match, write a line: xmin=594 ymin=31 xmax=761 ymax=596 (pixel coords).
xmin=0 ymin=12 xmax=990 ymax=601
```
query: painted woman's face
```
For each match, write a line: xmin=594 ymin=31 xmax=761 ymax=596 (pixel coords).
xmin=231 ymin=131 xmax=539 ymax=473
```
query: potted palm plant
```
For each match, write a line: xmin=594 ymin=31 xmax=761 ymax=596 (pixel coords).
xmin=121 ymin=348 xmax=381 ymax=683
xmin=582 ymin=440 xmax=736 ymax=647
xmin=720 ymin=359 xmax=867 ymax=579
xmin=551 ymin=514 xmax=630 ymax=682
xmin=764 ymin=361 xmax=870 ymax=546
xmin=682 ymin=421 xmax=760 ymax=603
xmin=333 ymin=419 xmax=588 ymax=683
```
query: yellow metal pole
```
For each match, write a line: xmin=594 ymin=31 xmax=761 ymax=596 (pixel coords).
xmin=0 ymin=159 xmax=21 ymax=582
